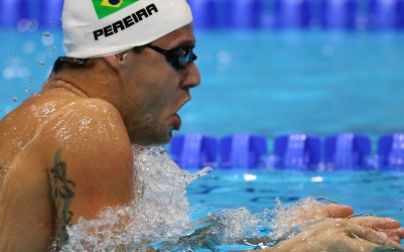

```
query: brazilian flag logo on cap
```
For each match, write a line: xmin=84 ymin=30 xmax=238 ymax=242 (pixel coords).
xmin=92 ymin=0 xmax=139 ymax=19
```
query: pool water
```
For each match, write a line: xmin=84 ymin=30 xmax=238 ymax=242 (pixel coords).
xmin=187 ymin=169 xmax=404 ymax=225
xmin=186 ymin=169 xmax=404 ymax=249
xmin=182 ymin=31 xmax=404 ymax=139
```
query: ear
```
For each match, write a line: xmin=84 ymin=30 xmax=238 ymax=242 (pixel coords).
xmin=103 ymin=53 xmax=128 ymax=71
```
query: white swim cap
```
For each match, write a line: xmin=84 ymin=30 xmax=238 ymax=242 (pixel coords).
xmin=63 ymin=0 xmax=193 ymax=58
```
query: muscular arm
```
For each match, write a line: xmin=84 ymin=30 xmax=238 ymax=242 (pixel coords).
xmin=48 ymin=151 xmax=76 ymax=248
xmin=41 ymin=99 xmax=134 ymax=247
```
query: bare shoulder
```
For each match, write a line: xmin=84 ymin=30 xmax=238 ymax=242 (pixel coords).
xmin=42 ymin=97 xmax=130 ymax=148
xmin=42 ymin=97 xmax=132 ymax=165
xmin=38 ymin=98 xmax=134 ymax=223
xmin=48 ymin=97 xmax=127 ymax=135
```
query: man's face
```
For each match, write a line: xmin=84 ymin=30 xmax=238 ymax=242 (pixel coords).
xmin=117 ymin=24 xmax=200 ymax=145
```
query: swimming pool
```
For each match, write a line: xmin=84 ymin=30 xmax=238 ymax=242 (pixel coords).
xmin=1 ymin=29 xmax=404 ymax=249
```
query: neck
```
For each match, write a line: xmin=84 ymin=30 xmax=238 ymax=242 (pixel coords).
xmin=43 ymin=77 xmax=89 ymax=98
xmin=44 ymin=59 xmax=122 ymax=106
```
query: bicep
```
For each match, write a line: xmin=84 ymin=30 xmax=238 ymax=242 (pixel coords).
xmin=43 ymin=101 xmax=134 ymax=224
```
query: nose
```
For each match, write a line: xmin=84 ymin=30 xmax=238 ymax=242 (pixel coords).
xmin=180 ymin=63 xmax=201 ymax=90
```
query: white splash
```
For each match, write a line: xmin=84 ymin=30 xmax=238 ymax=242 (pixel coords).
xmin=268 ymin=197 xmax=327 ymax=241
xmin=62 ymin=145 xmax=330 ymax=251
xmin=216 ymin=207 xmax=261 ymax=242
xmin=196 ymin=197 xmax=330 ymax=247
xmin=63 ymin=145 xmax=211 ymax=251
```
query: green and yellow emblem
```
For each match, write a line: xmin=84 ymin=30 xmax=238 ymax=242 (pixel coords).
xmin=92 ymin=0 xmax=139 ymax=19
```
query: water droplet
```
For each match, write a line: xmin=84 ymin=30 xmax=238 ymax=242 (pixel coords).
xmin=17 ymin=19 xmax=31 ymax=32
xmin=17 ymin=68 xmax=30 ymax=79
xmin=36 ymin=52 xmax=47 ymax=63
xmin=48 ymin=46 xmax=57 ymax=56
xmin=217 ymin=51 xmax=232 ymax=65
xmin=42 ymin=32 xmax=55 ymax=47
xmin=3 ymin=67 xmax=16 ymax=79
xmin=22 ymin=41 xmax=36 ymax=54
xmin=321 ymin=45 xmax=334 ymax=57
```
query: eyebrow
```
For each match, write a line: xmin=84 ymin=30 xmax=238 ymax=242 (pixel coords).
xmin=171 ymin=40 xmax=195 ymax=49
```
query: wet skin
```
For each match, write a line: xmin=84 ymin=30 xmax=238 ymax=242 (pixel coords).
xmin=0 ymin=24 xmax=200 ymax=251
xmin=256 ymin=204 xmax=404 ymax=251
xmin=259 ymin=219 xmax=404 ymax=252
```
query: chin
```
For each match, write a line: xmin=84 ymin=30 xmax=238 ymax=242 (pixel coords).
xmin=132 ymin=131 xmax=173 ymax=146
xmin=158 ymin=131 xmax=174 ymax=144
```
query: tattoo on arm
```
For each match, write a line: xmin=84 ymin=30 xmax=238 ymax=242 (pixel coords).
xmin=0 ymin=161 xmax=9 ymax=190
xmin=48 ymin=150 xmax=75 ymax=249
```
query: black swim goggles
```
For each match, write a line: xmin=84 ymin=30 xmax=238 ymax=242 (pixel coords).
xmin=144 ymin=44 xmax=198 ymax=70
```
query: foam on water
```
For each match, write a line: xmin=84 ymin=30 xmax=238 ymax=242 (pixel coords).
xmin=268 ymin=197 xmax=327 ymax=241
xmin=62 ymin=145 xmax=330 ymax=251
xmin=63 ymin=145 xmax=211 ymax=251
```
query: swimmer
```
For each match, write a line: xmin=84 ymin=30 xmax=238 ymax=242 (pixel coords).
xmin=0 ymin=0 xmax=402 ymax=251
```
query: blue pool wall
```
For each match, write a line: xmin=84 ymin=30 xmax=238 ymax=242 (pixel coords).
xmin=0 ymin=0 xmax=404 ymax=30
xmin=169 ymin=132 xmax=404 ymax=170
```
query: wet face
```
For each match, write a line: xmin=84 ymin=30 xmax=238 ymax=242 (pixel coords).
xmin=116 ymin=24 xmax=200 ymax=145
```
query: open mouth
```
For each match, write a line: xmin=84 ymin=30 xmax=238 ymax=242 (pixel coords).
xmin=171 ymin=97 xmax=190 ymax=132
xmin=172 ymin=113 xmax=182 ymax=131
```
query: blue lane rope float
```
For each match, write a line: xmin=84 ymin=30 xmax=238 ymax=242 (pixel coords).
xmin=368 ymin=0 xmax=401 ymax=29
xmin=188 ymin=0 xmax=233 ymax=29
xmin=39 ymin=0 xmax=63 ymax=27
xmin=228 ymin=0 xmax=264 ymax=28
xmin=219 ymin=133 xmax=268 ymax=169
xmin=398 ymin=0 xmax=404 ymax=28
xmin=378 ymin=133 xmax=404 ymax=170
xmin=0 ymin=0 xmax=404 ymax=30
xmin=273 ymin=134 xmax=321 ymax=170
xmin=170 ymin=133 xmax=218 ymax=170
xmin=0 ymin=0 xmax=24 ymax=27
xmin=170 ymin=133 xmax=404 ymax=170
xmin=324 ymin=133 xmax=371 ymax=170
xmin=273 ymin=0 xmax=312 ymax=29
xmin=0 ymin=0 xmax=63 ymax=28
xmin=319 ymin=0 xmax=358 ymax=29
